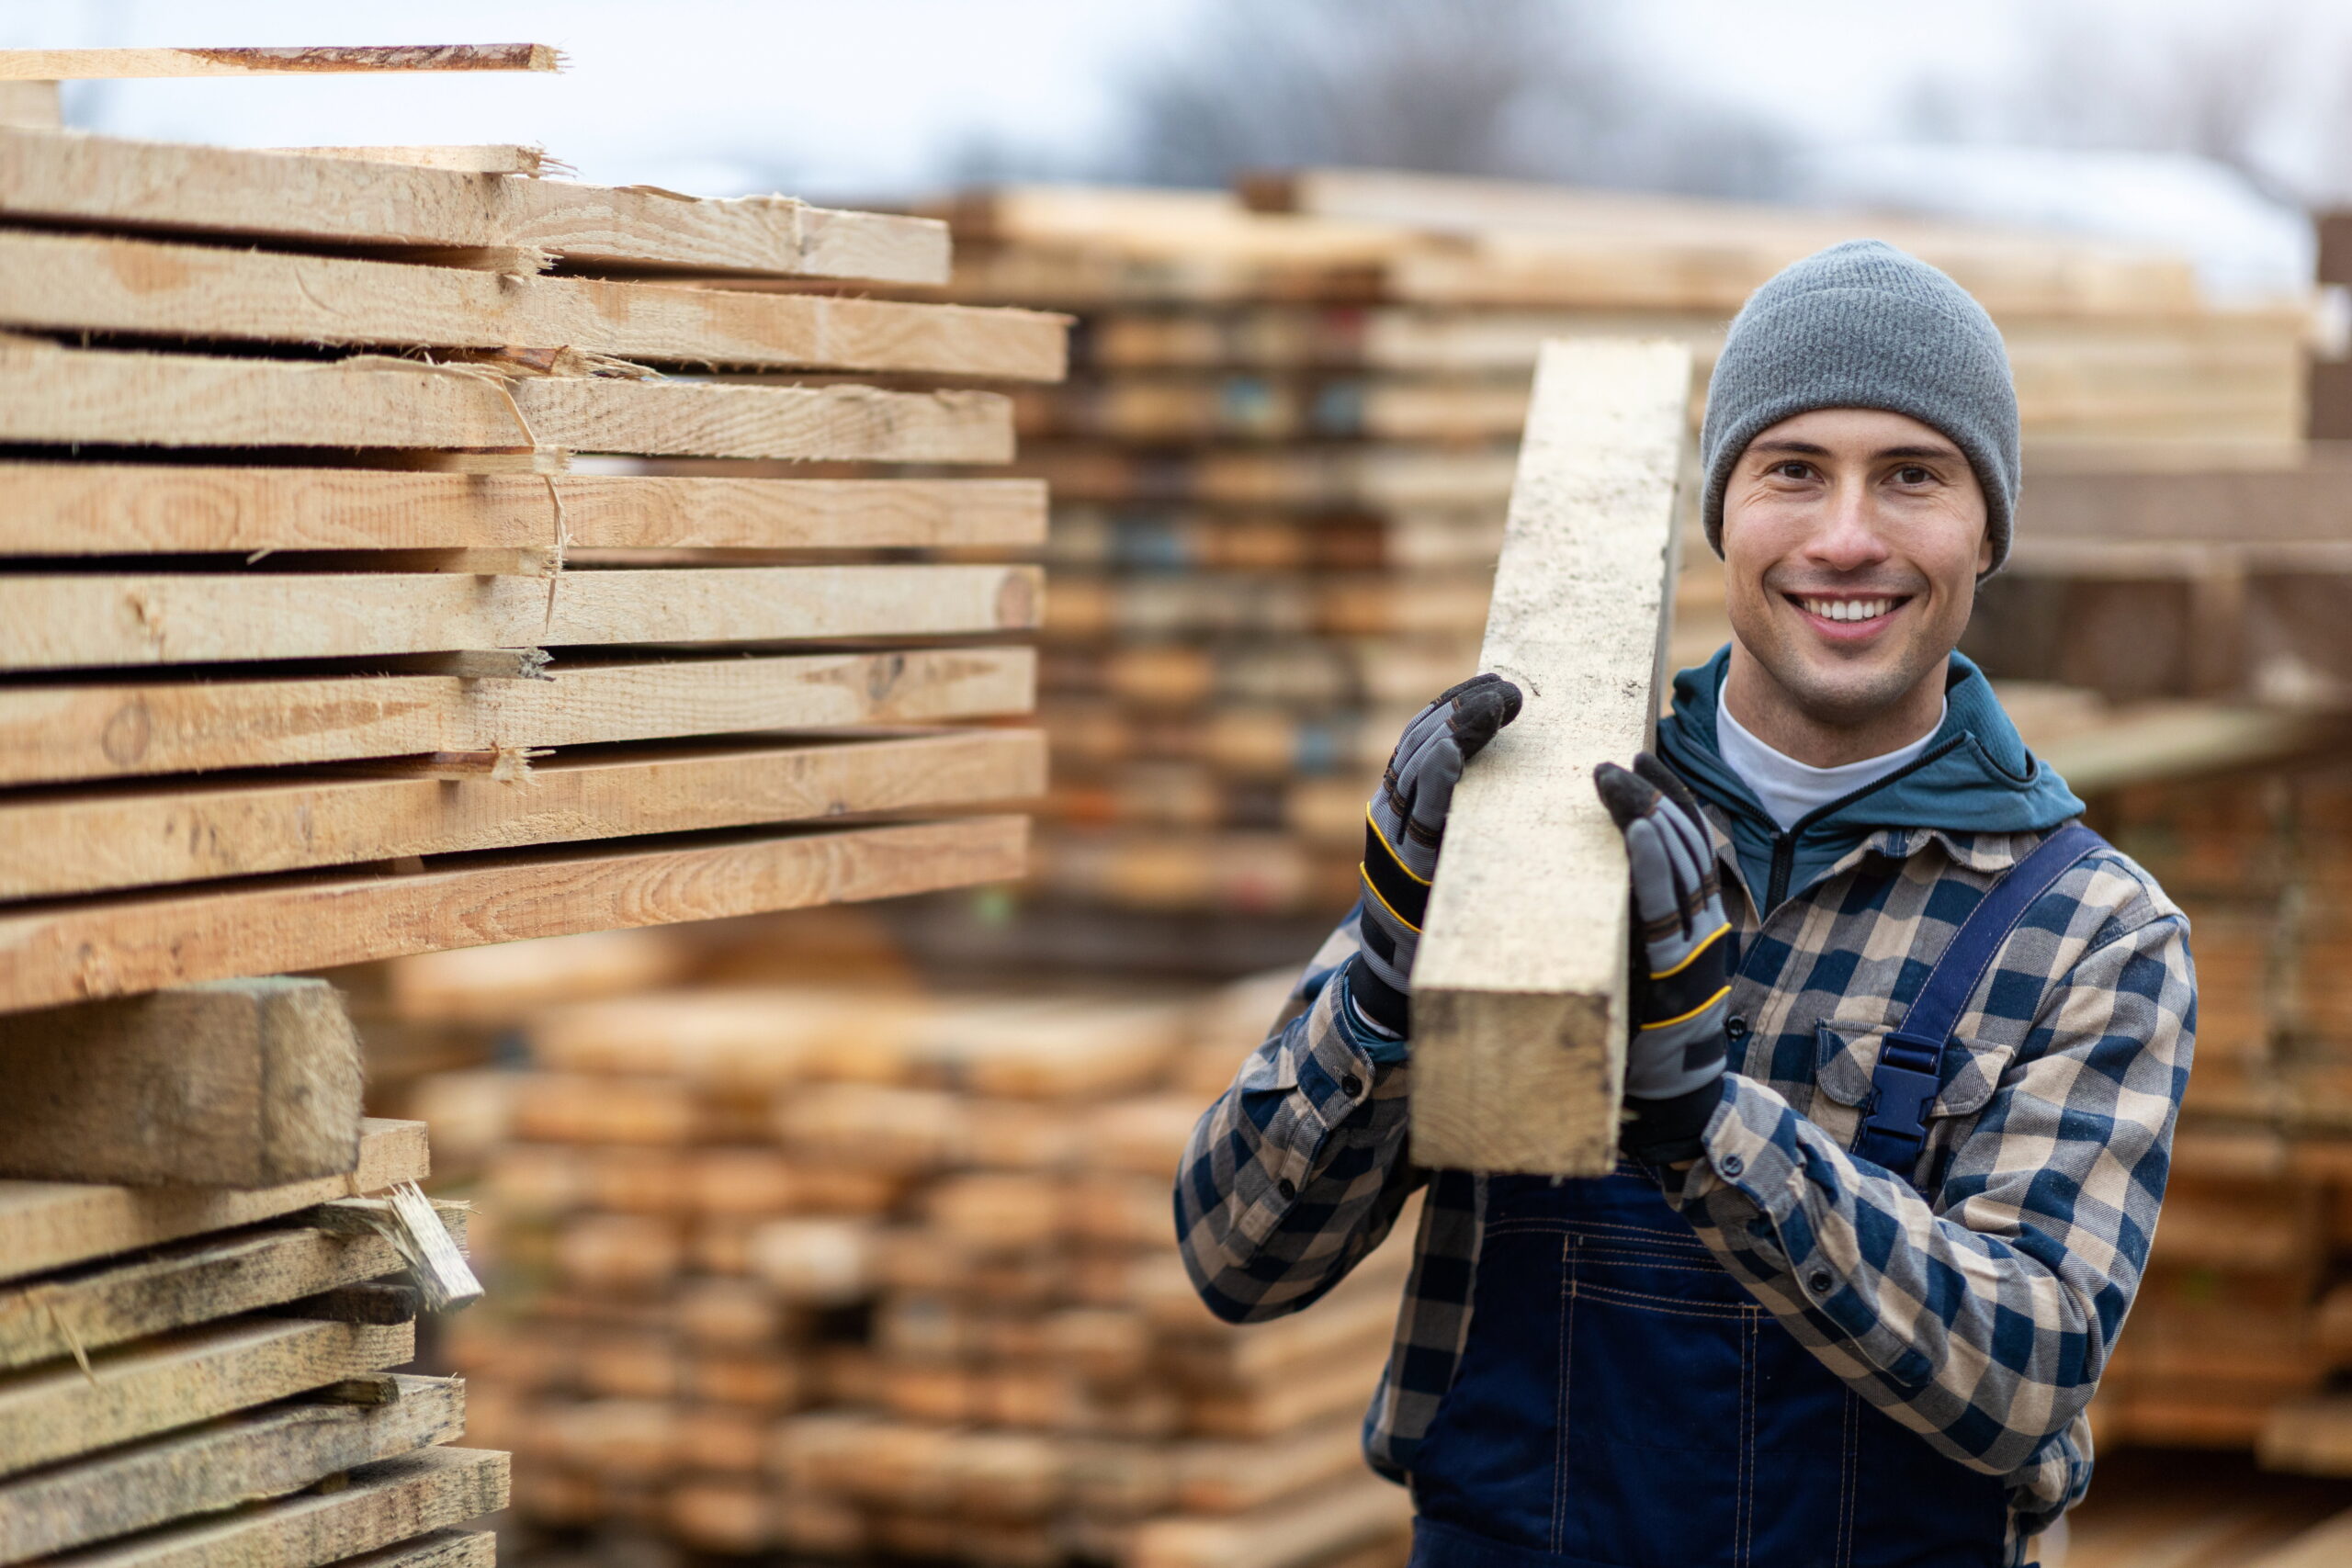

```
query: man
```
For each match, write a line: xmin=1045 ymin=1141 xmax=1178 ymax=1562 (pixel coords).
xmin=1176 ymin=240 xmax=2195 ymax=1567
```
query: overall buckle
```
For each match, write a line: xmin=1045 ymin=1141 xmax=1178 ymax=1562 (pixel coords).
xmin=1854 ymin=1032 xmax=1944 ymax=1174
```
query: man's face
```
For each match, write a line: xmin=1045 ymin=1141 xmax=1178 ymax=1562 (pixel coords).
xmin=1720 ymin=407 xmax=1991 ymax=729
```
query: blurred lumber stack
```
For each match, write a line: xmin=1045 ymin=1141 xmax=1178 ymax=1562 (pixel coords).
xmin=421 ymin=965 xmax=1414 ymax=1567
xmin=0 ymin=60 xmax=1067 ymax=1008
xmin=2075 ymin=753 xmax=2352 ymax=1470
xmin=894 ymin=171 xmax=2317 ymax=939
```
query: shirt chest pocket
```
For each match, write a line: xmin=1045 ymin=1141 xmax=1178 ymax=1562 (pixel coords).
xmin=1810 ymin=1021 xmax=2015 ymax=1186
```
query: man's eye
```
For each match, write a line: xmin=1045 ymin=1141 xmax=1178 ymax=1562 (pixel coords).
xmin=1894 ymin=465 xmax=1932 ymax=485
xmin=1774 ymin=461 xmax=1811 ymax=479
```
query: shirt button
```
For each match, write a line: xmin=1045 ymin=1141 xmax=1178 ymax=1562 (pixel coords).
xmin=1340 ymin=1075 xmax=1363 ymax=1098
xmin=1278 ymin=1178 xmax=1298 ymax=1201
xmin=1725 ymin=1016 xmax=1749 ymax=1040
xmin=1807 ymin=1270 xmax=1834 ymax=1295
xmin=1720 ymin=1153 xmax=1745 ymax=1178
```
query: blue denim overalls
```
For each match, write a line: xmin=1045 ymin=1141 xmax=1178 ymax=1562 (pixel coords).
xmin=1404 ymin=825 xmax=2102 ymax=1567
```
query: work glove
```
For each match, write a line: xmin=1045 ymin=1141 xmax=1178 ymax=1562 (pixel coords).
xmin=1594 ymin=753 xmax=1733 ymax=1162
xmin=1345 ymin=673 xmax=1523 ymax=1053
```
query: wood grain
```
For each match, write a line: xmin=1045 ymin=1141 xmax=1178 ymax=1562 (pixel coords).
xmin=53 ymin=1450 xmax=506 ymax=1568
xmin=0 ymin=1119 xmax=428 ymax=1283
xmin=0 ymin=345 xmax=1012 ymax=460
xmin=0 ymin=462 xmax=1046 ymax=556
xmin=0 ymin=646 xmax=1035 ymax=785
xmin=0 ymin=230 xmax=1065 ymax=378
xmin=0 ymin=817 xmax=1030 ymax=1012
xmin=0 ymin=1207 xmax=463 ymax=1370
xmin=0 ymin=1374 xmax=464 ymax=1562
xmin=1411 ymin=339 xmax=1691 ymax=1174
xmin=0 ymin=562 xmax=1042 ymax=671
xmin=2 ymin=730 xmax=1045 ymax=900
xmin=0 ymin=127 xmax=945 ymax=281
xmin=0 ymin=1315 xmax=413 ymax=1476
xmin=0 ymin=978 xmax=361 ymax=1186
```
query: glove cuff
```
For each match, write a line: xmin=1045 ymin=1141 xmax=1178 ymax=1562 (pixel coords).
xmin=1620 ymin=1075 xmax=1726 ymax=1165
xmin=1343 ymin=951 xmax=1410 ymax=1039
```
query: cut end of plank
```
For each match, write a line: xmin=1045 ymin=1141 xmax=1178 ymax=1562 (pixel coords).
xmin=1409 ymin=987 xmax=1624 ymax=1175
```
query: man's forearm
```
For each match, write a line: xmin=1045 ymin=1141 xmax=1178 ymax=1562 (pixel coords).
xmin=1175 ymin=943 xmax=1420 ymax=1323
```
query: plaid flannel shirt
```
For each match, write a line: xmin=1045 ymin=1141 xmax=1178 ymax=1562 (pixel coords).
xmin=1176 ymin=809 xmax=2195 ymax=1564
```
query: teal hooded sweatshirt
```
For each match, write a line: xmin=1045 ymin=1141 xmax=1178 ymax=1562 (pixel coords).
xmin=1655 ymin=647 xmax=2086 ymax=914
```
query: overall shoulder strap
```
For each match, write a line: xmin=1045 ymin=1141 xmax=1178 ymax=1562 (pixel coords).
xmin=1851 ymin=822 xmax=2108 ymax=1182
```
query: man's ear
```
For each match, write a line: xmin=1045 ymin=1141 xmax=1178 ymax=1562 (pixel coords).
xmin=1974 ymin=520 xmax=1995 ymax=575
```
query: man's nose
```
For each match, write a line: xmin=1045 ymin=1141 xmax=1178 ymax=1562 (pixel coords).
xmin=1805 ymin=482 xmax=1889 ymax=570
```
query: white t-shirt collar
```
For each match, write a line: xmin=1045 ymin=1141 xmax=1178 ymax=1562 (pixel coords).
xmin=1715 ymin=696 xmax=1949 ymax=833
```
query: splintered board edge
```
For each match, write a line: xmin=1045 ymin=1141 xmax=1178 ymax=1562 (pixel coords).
xmin=0 ymin=1119 xmax=427 ymax=1285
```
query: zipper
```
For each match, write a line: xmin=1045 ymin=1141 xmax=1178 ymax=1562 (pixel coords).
xmin=1757 ymin=732 xmax=1973 ymax=917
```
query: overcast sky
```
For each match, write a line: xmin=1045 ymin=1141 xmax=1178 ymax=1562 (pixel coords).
xmin=6 ymin=0 xmax=2343 ymax=206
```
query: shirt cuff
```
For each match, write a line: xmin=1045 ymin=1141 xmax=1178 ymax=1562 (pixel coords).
xmin=1330 ymin=962 xmax=1410 ymax=1066
xmin=1673 ymin=1073 xmax=1805 ymax=1224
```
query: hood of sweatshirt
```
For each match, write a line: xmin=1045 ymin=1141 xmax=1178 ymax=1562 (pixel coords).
xmin=1655 ymin=646 xmax=2086 ymax=912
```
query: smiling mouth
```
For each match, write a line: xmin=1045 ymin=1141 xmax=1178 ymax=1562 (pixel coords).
xmin=1790 ymin=594 xmax=1907 ymax=625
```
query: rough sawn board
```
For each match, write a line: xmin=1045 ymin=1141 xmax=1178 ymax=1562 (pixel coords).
xmin=1409 ymin=337 xmax=1691 ymax=1174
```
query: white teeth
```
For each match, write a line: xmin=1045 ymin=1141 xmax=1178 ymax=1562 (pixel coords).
xmin=1799 ymin=597 xmax=1894 ymax=623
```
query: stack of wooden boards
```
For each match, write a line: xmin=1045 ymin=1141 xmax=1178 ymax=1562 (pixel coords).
xmin=888 ymin=170 xmax=2320 ymax=935
xmin=0 ymin=40 xmax=1078 ymax=1568
xmin=0 ymin=51 xmax=1069 ymax=1007
xmin=2080 ymin=753 xmax=2352 ymax=1474
xmin=419 ymin=965 xmax=1413 ymax=1568
xmin=0 ymin=1108 xmax=504 ymax=1568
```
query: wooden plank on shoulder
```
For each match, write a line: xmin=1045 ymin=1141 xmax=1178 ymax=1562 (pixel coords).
xmin=0 ymin=978 xmax=360 ymax=1187
xmin=0 ymin=128 xmax=947 ymax=282
xmin=3 ymin=730 xmax=1046 ymax=901
xmin=1411 ymin=338 xmax=1691 ymax=1175
xmin=0 ymin=1205 xmax=465 ymax=1370
xmin=0 ymin=561 xmax=1041 ymax=671
xmin=0 ymin=1373 xmax=463 ymax=1562
xmin=0 ymin=45 xmax=560 ymax=77
xmin=0 ymin=463 xmax=1046 ymax=556
xmin=0 ymin=1119 xmax=429 ymax=1283
xmin=0 ymin=231 xmax=1067 ymax=379
xmin=0 ymin=646 xmax=1035 ymax=786
xmin=0 ymin=1315 xmax=413 ymax=1476
xmin=53 ymin=1450 xmax=506 ymax=1568
xmin=0 ymin=816 xmax=1029 ymax=1013
xmin=0 ymin=345 xmax=1012 ymax=461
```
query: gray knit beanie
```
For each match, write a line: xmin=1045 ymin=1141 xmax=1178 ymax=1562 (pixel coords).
xmin=1700 ymin=239 xmax=2019 ymax=574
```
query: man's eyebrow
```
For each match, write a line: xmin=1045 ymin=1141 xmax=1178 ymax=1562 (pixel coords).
xmin=1876 ymin=444 xmax=1962 ymax=460
xmin=1747 ymin=439 xmax=1830 ymax=455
